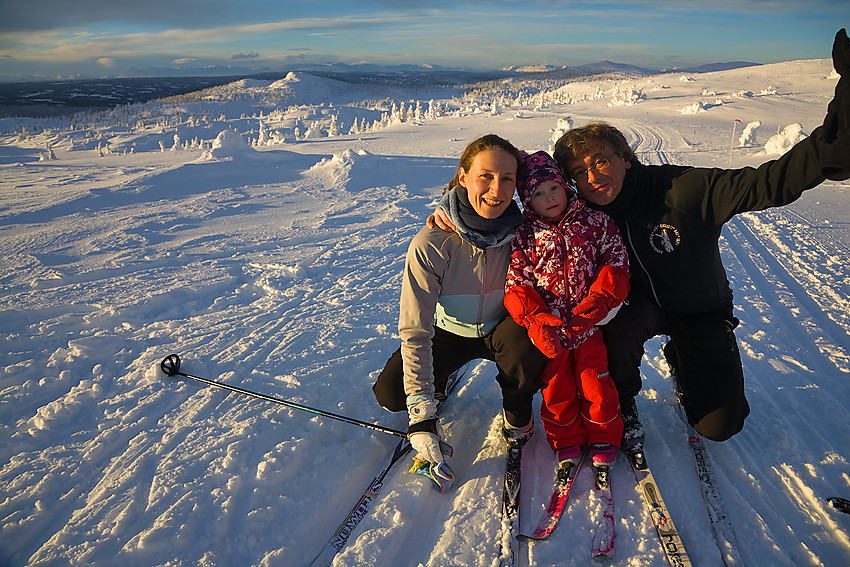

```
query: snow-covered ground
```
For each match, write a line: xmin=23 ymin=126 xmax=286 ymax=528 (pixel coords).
xmin=1 ymin=57 xmax=849 ymax=567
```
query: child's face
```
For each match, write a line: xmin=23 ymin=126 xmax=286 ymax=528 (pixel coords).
xmin=528 ymin=180 xmax=568 ymax=220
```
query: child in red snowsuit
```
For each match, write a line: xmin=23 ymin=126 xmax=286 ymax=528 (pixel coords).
xmin=505 ymin=150 xmax=629 ymax=469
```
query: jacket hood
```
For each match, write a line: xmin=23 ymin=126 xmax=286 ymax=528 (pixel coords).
xmin=517 ymin=150 xmax=576 ymax=207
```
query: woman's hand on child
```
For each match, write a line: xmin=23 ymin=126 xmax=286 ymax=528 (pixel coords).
xmin=427 ymin=208 xmax=458 ymax=232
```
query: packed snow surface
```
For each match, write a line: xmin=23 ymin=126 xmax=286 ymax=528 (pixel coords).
xmin=1 ymin=58 xmax=849 ymax=566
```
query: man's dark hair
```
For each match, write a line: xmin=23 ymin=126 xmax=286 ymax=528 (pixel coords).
xmin=552 ymin=123 xmax=635 ymax=177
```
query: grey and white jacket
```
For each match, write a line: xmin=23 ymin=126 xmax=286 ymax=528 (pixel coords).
xmin=399 ymin=199 xmax=517 ymax=404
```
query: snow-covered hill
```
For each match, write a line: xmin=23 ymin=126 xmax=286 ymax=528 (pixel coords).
xmin=1 ymin=58 xmax=849 ymax=566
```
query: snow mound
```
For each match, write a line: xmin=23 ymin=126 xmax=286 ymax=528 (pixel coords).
xmin=199 ymin=130 xmax=259 ymax=161
xmin=269 ymin=72 xmax=299 ymax=89
xmin=681 ymin=101 xmax=707 ymax=114
xmin=763 ymin=123 xmax=808 ymax=155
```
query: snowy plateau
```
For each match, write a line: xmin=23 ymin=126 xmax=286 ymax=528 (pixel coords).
xmin=1 ymin=58 xmax=849 ymax=566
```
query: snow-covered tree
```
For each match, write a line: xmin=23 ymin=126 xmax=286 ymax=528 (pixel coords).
xmin=328 ymin=114 xmax=340 ymax=137
xmin=738 ymin=121 xmax=761 ymax=147
xmin=257 ymin=121 xmax=270 ymax=146
xmin=348 ymin=119 xmax=360 ymax=136
xmin=609 ymin=85 xmax=645 ymax=107
xmin=427 ymin=99 xmax=438 ymax=120
xmin=303 ymin=121 xmax=324 ymax=139
xmin=549 ymin=116 xmax=573 ymax=153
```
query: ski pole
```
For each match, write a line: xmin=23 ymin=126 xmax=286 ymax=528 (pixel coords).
xmin=159 ymin=353 xmax=408 ymax=439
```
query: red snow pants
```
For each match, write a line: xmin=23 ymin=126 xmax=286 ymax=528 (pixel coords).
xmin=538 ymin=330 xmax=623 ymax=451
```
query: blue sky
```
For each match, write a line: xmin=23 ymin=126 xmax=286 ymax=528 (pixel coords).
xmin=0 ymin=0 xmax=848 ymax=81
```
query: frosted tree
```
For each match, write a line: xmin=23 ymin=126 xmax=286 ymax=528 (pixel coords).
xmin=739 ymin=121 xmax=761 ymax=147
xmin=348 ymin=118 xmax=361 ymax=135
xmin=533 ymin=92 xmax=546 ymax=111
xmin=171 ymin=134 xmax=181 ymax=151
xmin=39 ymin=141 xmax=57 ymax=161
xmin=327 ymin=114 xmax=340 ymax=137
xmin=609 ymin=85 xmax=645 ymax=107
xmin=304 ymin=121 xmax=324 ymax=139
xmin=427 ymin=99 xmax=438 ymax=120
xmin=549 ymin=116 xmax=573 ymax=153
xmin=389 ymin=103 xmax=403 ymax=125
xmin=764 ymin=123 xmax=806 ymax=155
xmin=257 ymin=121 xmax=270 ymax=146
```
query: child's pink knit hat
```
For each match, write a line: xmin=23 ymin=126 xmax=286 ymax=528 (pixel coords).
xmin=517 ymin=150 xmax=572 ymax=206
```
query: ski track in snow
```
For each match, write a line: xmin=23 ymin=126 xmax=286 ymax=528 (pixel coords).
xmin=1 ymin=57 xmax=850 ymax=566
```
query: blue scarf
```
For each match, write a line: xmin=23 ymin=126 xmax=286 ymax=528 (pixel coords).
xmin=438 ymin=186 xmax=522 ymax=249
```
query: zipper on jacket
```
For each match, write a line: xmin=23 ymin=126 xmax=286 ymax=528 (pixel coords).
xmin=478 ymin=248 xmax=487 ymax=337
xmin=557 ymin=228 xmax=570 ymax=305
xmin=625 ymin=224 xmax=662 ymax=306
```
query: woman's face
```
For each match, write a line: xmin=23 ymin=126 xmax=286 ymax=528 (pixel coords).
xmin=458 ymin=149 xmax=518 ymax=219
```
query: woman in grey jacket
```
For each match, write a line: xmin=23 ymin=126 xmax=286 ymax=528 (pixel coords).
xmin=372 ymin=135 xmax=547 ymax=488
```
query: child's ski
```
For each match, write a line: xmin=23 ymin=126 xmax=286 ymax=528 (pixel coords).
xmin=591 ymin=462 xmax=615 ymax=557
xmin=516 ymin=451 xmax=587 ymax=541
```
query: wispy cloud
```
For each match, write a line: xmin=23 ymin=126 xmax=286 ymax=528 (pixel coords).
xmin=0 ymin=1 xmax=846 ymax=80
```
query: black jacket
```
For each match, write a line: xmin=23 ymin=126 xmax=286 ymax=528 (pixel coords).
xmin=594 ymin=126 xmax=832 ymax=314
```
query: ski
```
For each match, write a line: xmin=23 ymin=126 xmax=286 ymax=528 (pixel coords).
xmin=310 ymin=437 xmax=409 ymax=567
xmin=309 ymin=363 xmax=469 ymax=567
xmin=516 ymin=451 xmax=587 ymax=541
xmin=627 ymin=448 xmax=694 ymax=567
xmin=682 ymin=421 xmax=746 ymax=566
xmin=499 ymin=445 xmax=523 ymax=567
xmin=591 ymin=462 xmax=615 ymax=557
xmin=671 ymin=371 xmax=745 ymax=566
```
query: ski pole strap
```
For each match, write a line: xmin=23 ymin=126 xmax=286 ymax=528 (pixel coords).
xmin=409 ymin=457 xmax=455 ymax=493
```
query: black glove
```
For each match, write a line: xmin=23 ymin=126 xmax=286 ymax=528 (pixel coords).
xmin=821 ymin=28 xmax=850 ymax=180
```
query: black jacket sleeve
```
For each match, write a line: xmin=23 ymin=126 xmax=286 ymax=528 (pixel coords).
xmin=670 ymin=125 xmax=832 ymax=227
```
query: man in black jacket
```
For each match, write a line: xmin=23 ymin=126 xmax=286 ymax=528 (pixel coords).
xmin=552 ymin=29 xmax=849 ymax=448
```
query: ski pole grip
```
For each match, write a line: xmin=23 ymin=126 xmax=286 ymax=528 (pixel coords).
xmin=160 ymin=354 xmax=182 ymax=376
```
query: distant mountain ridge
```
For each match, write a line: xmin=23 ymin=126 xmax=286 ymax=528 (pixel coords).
xmin=0 ymin=60 xmax=761 ymax=117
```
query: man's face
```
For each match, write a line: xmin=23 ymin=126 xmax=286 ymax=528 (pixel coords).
xmin=565 ymin=142 xmax=631 ymax=206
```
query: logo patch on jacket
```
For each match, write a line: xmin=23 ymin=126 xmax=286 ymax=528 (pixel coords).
xmin=649 ymin=223 xmax=681 ymax=254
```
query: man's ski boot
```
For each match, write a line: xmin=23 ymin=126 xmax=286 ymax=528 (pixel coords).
xmin=621 ymin=398 xmax=646 ymax=468
xmin=501 ymin=409 xmax=534 ymax=449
